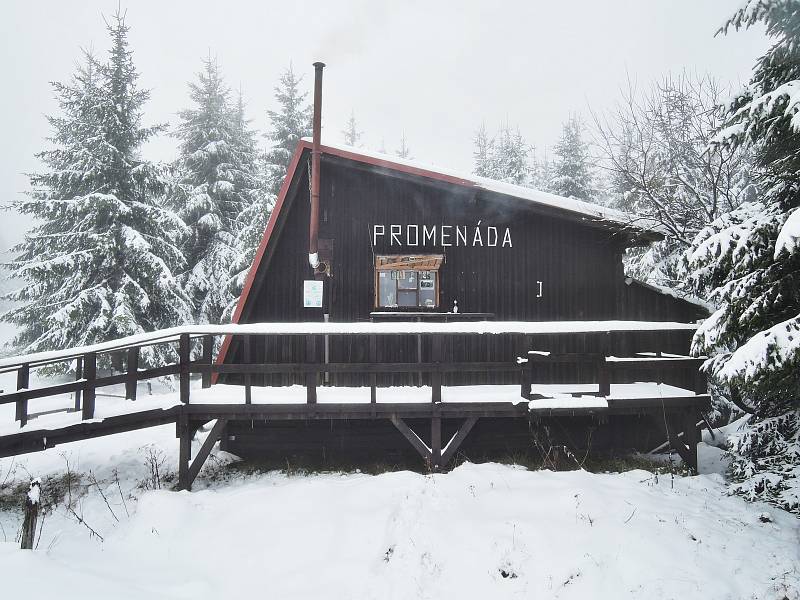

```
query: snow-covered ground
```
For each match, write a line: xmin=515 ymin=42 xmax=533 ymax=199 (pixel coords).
xmin=0 ymin=422 xmax=797 ymax=600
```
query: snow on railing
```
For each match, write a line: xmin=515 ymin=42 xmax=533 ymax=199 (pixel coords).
xmin=0 ymin=320 xmax=699 ymax=370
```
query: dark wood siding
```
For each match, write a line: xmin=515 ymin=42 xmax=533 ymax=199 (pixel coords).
xmin=243 ymin=154 xmax=622 ymax=323
xmin=226 ymin=150 xmax=704 ymax=387
xmin=619 ymin=278 xmax=708 ymax=322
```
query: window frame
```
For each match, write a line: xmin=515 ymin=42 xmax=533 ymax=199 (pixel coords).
xmin=374 ymin=255 xmax=443 ymax=310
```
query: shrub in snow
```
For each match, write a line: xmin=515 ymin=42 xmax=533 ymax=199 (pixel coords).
xmin=727 ymin=411 xmax=800 ymax=513
xmin=685 ymin=0 xmax=800 ymax=514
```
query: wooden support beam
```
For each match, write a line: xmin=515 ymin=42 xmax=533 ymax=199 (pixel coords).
xmin=682 ymin=408 xmax=700 ymax=474
xmin=652 ymin=413 xmax=698 ymax=474
xmin=15 ymin=363 xmax=30 ymax=427
xmin=177 ymin=414 xmax=192 ymax=491
xmin=186 ymin=418 xmax=228 ymax=489
xmin=126 ymin=347 xmax=139 ymax=401
xmin=390 ymin=415 xmax=431 ymax=461
xmin=82 ymin=352 xmax=96 ymax=420
xmin=431 ymin=414 xmax=442 ymax=469
xmin=179 ymin=333 xmax=190 ymax=405
xmin=201 ymin=335 xmax=214 ymax=389
xmin=441 ymin=416 xmax=479 ymax=466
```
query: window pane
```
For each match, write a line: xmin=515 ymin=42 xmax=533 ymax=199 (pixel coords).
xmin=397 ymin=289 xmax=417 ymax=307
xmin=397 ymin=270 xmax=418 ymax=290
xmin=419 ymin=271 xmax=436 ymax=307
xmin=378 ymin=271 xmax=397 ymax=307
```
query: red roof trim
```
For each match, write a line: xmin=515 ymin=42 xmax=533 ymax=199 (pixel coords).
xmin=214 ymin=140 xmax=486 ymax=379
xmin=214 ymin=140 xmax=638 ymax=379
xmin=212 ymin=142 xmax=308 ymax=383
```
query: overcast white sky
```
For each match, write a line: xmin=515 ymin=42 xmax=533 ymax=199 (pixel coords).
xmin=0 ymin=0 xmax=767 ymax=251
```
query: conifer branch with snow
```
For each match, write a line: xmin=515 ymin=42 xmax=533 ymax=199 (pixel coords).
xmin=1 ymin=13 xmax=191 ymax=370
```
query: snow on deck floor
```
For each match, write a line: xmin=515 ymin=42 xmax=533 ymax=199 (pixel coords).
xmin=0 ymin=381 xmax=696 ymax=438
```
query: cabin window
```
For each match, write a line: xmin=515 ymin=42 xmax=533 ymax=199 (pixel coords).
xmin=375 ymin=255 xmax=443 ymax=309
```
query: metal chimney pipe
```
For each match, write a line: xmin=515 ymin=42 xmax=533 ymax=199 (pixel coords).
xmin=309 ymin=61 xmax=325 ymax=269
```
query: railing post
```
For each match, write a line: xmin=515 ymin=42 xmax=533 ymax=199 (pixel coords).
xmin=369 ymin=334 xmax=377 ymax=404
xmin=597 ymin=355 xmax=611 ymax=397
xmin=520 ymin=360 xmax=531 ymax=401
xmin=73 ymin=356 xmax=83 ymax=412
xmin=179 ymin=333 xmax=190 ymax=405
xmin=126 ymin=346 xmax=139 ymax=401
xmin=20 ymin=479 xmax=40 ymax=549
xmin=244 ymin=335 xmax=252 ymax=405
xmin=306 ymin=334 xmax=317 ymax=404
xmin=694 ymin=362 xmax=708 ymax=395
xmin=177 ymin=413 xmax=191 ymax=491
xmin=431 ymin=335 xmax=442 ymax=404
xmin=201 ymin=334 xmax=214 ymax=389
xmin=82 ymin=352 xmax=96 ymax=420
xmin=416 ymin=316 xmax=423 ymax=387
xmin=15 ymin=363 xmax=30 ymax=427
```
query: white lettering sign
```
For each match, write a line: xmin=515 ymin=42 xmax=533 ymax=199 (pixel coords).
xmin=371 ymin=223 xmax=513 ymax=248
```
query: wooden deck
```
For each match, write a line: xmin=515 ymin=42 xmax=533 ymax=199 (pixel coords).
xmin=0 ymin=323 xmax=711 ymax=490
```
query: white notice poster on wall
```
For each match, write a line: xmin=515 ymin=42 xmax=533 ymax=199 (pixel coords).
xmin=303 ymin=280 xmax=324 ymax=308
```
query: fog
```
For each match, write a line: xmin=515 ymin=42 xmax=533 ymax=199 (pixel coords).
xmin=0 ymin=0 xmax=767 ymax=249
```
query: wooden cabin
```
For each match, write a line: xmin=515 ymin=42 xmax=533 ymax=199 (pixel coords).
xmin=0 ymin=65 xmax=711 ymax=480
xmin=210 ymin=136 xmax=708 ymax=467
xmin=217 ymin=140 xmax=706 ymax=383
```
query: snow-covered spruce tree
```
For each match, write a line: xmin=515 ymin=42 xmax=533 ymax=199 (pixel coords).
xmin=550 ymin=115 xmax=596 ymax=202
xmin=341 ymin=110 xmax=363 ymax=147
xmin=473 ymin=124 xmax=492 ymax=178
xmin=263 ymin=64 xmax=312 ymax=196
xmin=395 ymin=132 xmax=412 ymax=159
xmin=224 ymin=92 xmax=271 ymax=322
xmin=530 ymin=148 xmax=553 ymax=194
xmin=595 ymin=73 xmax=756 ymax=289
xmin=171 ymin=57 xmax=259 ymax=324
xmin=1 ymin=15 xmax=191 ymax=370
xmin=685 ymin=0 xmax=800 ymax=513
xmin=472 ymin=123 xmax=531 ymax=185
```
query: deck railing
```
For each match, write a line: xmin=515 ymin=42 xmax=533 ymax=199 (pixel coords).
xmin=0 ymin=322 xmax=705 ymax=429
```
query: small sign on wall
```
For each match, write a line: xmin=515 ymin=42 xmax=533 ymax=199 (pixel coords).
xmin=303 ymin=280 xmax=324 ymax=308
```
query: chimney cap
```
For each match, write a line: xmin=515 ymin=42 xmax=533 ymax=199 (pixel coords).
xmin=313 ymin=61 xmax=326 ymax=68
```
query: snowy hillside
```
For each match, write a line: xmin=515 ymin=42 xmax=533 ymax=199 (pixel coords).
xmin=0 ymin=427 xmax=797 ymax=600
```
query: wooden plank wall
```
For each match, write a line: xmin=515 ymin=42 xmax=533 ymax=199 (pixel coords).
xmin=223 ymin=152 xmax=702 ymax=388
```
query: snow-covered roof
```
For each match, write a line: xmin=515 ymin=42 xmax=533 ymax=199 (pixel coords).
xmin=302 ymin=138 xmax=660 ymax=237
